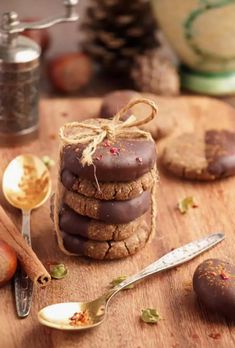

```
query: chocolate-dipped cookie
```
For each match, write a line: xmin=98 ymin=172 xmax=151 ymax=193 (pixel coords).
xmin=100 ymin=90 xmax=141 ymax=120
xmin=193 ymin=259 xmax=235 ymax=320
xmin=161 ymin=130 xmax=235 ymax=180
xmin=64 ymin=190 xmax=151 ymax=224
xmin=100 ymin=90 xmax=176 ymax=140
xmin=62 ymin=137 xmax=156 ymax=182
xmin=60 ymin=220 xmax=150 ymax=260
xmin=60 ymin=204 xmax=146 ymax=241
xmin=61 ymin=169 xmax=155 ymax=201
xmin=54 ymin=99 xmax=158 ymax=260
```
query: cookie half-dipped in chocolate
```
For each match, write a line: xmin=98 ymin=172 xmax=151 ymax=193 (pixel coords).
xmin=61 ymin=169 xmax=155 ymax=200
xmin=62 ymin=138 xmax=156 ymax=182
xmin=60 ymin=204 xmax=146 ymax=241
xmin=193 ymin=259 xmax=235 ymax=320
xmin=162 ymin=130 xmax=235 ymax=180
xmin=206 ymin=130 xmax=235 ymax=178
xmin=60 ymin=219 xmax=150 ymax=260
xmin=64 ymin=190 xmax=151 ymax=224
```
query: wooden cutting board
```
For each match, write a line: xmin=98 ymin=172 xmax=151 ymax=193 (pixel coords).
xmin=1 ymin=96 xmax=235 ymax=348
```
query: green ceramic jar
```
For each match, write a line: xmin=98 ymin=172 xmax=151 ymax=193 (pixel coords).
xmin=151 ymin=0 xmax=235 ymax=94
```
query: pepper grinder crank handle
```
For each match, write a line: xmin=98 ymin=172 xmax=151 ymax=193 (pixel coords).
xmin=1 ymin=0 xmax=78 ymax=35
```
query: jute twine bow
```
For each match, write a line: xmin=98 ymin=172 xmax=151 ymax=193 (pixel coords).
xmin=59 ymin=98 xmax=157 ymax=167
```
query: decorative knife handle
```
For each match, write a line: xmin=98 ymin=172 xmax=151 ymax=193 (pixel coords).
xmin=142 ymin=232 xmax=224 ymax=274
xmin=111 ymin=232 xmax=225 ymax=293
xmin=14 ymin=211 xmax=33 ymax=318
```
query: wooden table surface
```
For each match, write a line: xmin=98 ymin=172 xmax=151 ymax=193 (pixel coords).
xmin=1 ymin=96 xmax=235 ymax=348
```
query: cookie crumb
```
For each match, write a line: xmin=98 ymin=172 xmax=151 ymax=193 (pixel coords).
xmin=95 ymin=155 xmax=103 ymax=161
xmin=49 ymin=134 xmax=56 ymax=140
xmin=61 ymin=112 xmax=68 ymax=117
xmin=208 ymin=332 xmax=221 ymax=340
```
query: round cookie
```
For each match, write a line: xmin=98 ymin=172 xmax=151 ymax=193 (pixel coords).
xmin=59 ymin=204 xmax=146 ymax=241
xmin=60 ymin=220 xmax=150 ymax=260
xmin=100 ymin=90 xmax=176 ymax=140
xmin=161 ymin=130 xmax=235 ymax=180
xmin=64 ymin=190 xmax=151 ymax=224
xmin=131 ymin=99 xmax=177 ymax=140
xmin=62 ymin=138 xmax=156 ymax=182
xmin=99 ymin=90 xmax=141 ymax=120
xmin=61 ymin=169 xmax=155 ymax=200
xmin=193 ymin=259 xmax=235 ymax=320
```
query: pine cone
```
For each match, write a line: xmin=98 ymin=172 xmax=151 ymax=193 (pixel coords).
xmin=131 ymin=49 xmax=180 ymax=96
xmin=80 ymin=0 xmax=159 ymax=72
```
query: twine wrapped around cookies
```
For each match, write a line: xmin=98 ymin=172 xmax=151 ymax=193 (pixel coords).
xmin=54 ymin=98 xmax=158 ymax=257
xmin=59 ymin=98 xmax=158 ymax=166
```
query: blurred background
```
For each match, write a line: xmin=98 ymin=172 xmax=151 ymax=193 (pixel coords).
xmin=1 ymin=0 xmax=235 ymax=100
xmin=0 ymin=0 xmax=83 ymax=57
xmin=0 ymin=0 xmax=176 ymax=97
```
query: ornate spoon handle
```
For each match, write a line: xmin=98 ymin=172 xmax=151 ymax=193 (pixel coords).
xmin=14 ymin=210 xmax=33 ymax=318
xmin=107 ymin=232 xmax=224 ymax=299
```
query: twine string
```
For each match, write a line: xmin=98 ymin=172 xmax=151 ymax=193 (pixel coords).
xmin=59 ymin=98 xmax=157 ymax=166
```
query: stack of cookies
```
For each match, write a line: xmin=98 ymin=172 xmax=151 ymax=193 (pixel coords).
xmin=53 ymin=105 xmax=157 ymax=260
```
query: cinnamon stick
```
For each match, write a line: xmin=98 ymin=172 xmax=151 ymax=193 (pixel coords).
xmin=0 ymin=206 xmax=51 ymax=287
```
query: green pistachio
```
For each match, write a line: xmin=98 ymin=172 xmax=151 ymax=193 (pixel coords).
xmin=110 ymin=275 xmax=134 ymax=290
xmin=49 ymin=263 xmax=68 ymax=279
xmin=42 ymin=155 xmax=55 ymax=169
xmin=177 ymin=196 xmax=198 ymax=214
xmin=141 ymin=308 xmax=161 ymax=324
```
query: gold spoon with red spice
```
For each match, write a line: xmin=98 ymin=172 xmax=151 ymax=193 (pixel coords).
xmin=38 ymin=232 xmax=224 ymax=330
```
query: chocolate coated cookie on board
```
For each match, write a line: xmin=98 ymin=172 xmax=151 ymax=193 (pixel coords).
xmin=161 ymin=130 xmax=235 ymax=180
xmin=99 ymin=90 xmax=175 ymax=140
xmin=62 ymin=137 xmax=156 ymax=182
xmin=193 ymin=258 xmax=235 ymax=320
xmin=60 ymin=204 xmax=147 ymax=241
xmin=64 ymin=190 xmax=151 ymax=224
xmin=60 ymin=220 xmax=150 ymax=260
xmin=61 ymin=169 xmax=155 ymax=201
xmin=100 ymin=90 xmax=141 ymax=121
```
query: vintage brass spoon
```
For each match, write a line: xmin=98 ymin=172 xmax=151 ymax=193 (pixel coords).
xmin=2 ymin=154 xmax=51 ymax=318
xmin=38 ymin=232 xmax=224 ymax=330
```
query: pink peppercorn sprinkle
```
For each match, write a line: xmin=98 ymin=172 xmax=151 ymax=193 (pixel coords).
xmin=220 ymin=271 xmax=229 ymax=280
xmin=110 ymin=147 xmax=119 ymax=155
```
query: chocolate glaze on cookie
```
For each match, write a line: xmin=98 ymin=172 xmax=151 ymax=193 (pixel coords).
xmin=64 ymin=190 xmax=151 ymax=224
xmin=59 ymin=204 xmax=144 ymax=241
xmin=62 ymin=139 xmax=156 ymax=182
xmin=61 ymin=169 xmax=76 ymax=189
xmin=193 ymin=258 xmax=235 ymax=320
xmin=100 ymin=90 xmax=141 ymax=120
xmin=60 ymin=221 xmax=150 ymax=260
xmin=60 ymin=205 xmax=91 ymax=237
xmin=205 ymin=130 xmax=235 ymax=178
xmin=162 ymin=130 xmax=235 ymax=181
xmin=99 ymin=191 xmax=150 ymax=223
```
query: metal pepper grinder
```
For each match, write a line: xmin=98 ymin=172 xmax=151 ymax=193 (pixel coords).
xmin=0 ymin=0 xmax=78 ymax=142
